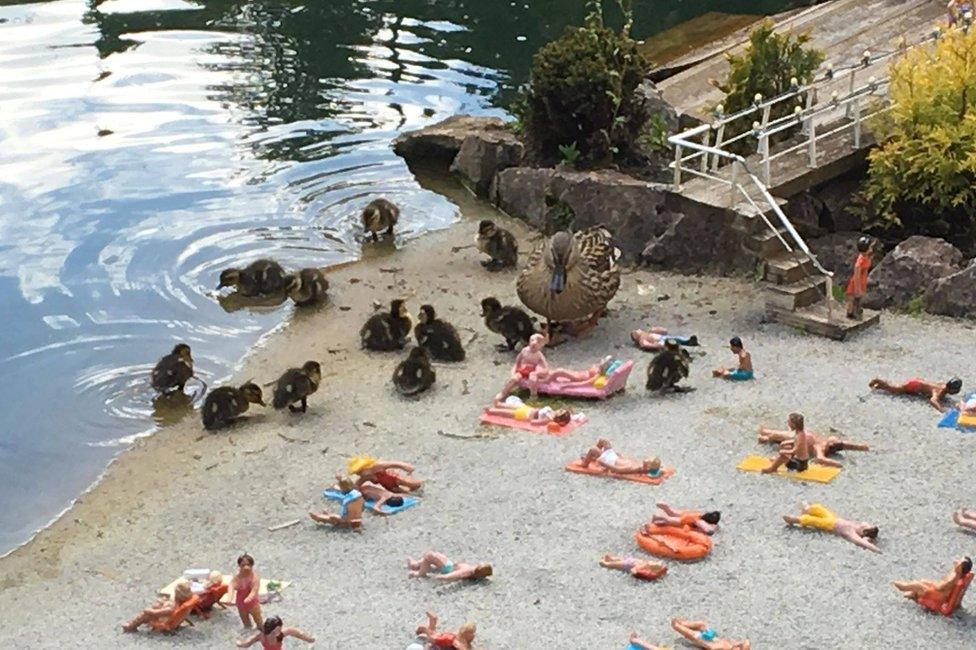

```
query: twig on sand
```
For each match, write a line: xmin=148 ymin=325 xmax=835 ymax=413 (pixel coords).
xmin=243 ymin=445 xmax=267 ymax=455
xmin=379 ymin=267 xmax=403 ymax=273
xmin=268 ymin=519 xmax=301 ymax=532
xmin=437 ymin=429 xmax=498 ymax=440
xmin=451 ymin=244 xmax=475 ymax=253
xmin=278 ymin=433 xmax=310 ymax=444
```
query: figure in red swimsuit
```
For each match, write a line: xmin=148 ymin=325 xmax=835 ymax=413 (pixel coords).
xmin=869 ymin=376 xmax=962 ymax=412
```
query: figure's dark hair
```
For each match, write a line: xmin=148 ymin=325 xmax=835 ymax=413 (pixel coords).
xmin=856 ymin=236 xmax=871 ymax=253
xmin=702 ymin=511 xmax=721 ymax=524
xmin=237 ymin=553 xmax=254 ymax=567
xmin=263 ymin=616 xmax=283 ymax=636
xmin=962 ymin=557 xmax=973 ymax=574
xmin=729 ymin=336 xmax=743 ymax=348
xmin=947 ymin=378 xmax=963 ymax=395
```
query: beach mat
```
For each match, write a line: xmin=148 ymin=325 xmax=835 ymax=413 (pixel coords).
xmin=159 ymin=576 xmax=290 ymax=605
xmin=736 ymin=455 xmax=840 ymax=484
xmin=478 ymin=412 xmax=587 ymax=436
xmin=323 ymin=488 xmax=418 ymax=515
xmin=564 ymin=459 xmax=674 ymax=485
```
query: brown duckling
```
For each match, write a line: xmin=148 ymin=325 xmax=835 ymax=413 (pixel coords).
xmin=476 ymin=219 xmax=518 ymax=270
xmin=414 ymin=304 xmax=465 ymax=362
xmin=361 ymin=198 xmax=399 ymax=242
xmin=480 ymin=297 xmax=537 ymax=351
xmin=201 ymin=382 xmax=265 ymax=431
xmin=151 ymin=343 xmax=194 ymax=394
xmin=286 ymin=268 xmax=329 ymax=306
xmin=272 ymin=361 xmax=322 ymax=413
xmin=393 ymin=347 xmax=436 ymax=396
xmin=360 ymin=299 xmax=413 ymax=351
xmin=217 ymin=259 xmax=288 ymax=297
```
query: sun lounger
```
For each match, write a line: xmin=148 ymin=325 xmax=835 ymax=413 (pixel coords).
xmin=564 ymin=458 xmax=674 ymax=485
xmin=517 ymin=359 xmax=633 ymax=399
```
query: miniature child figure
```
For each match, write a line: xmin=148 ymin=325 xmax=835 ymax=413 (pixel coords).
xmin=869 ymin=376 xmax=962 ymax=412
xmin=195 ymin=570 xmax=229 ymax=619
xmin=627 ymin=632 xmax=665 ymax=650
xmin=630 ymin=326 xmax=699 ymax=351
xmin=347 ymin=455 xmax=422 ymax=493
xmin=231 ymin=554 xmax=264 ymax=629
xmin=308 ymin=476 xmax=364 ymax=531
xmin=485 ymin=395 xmax=574 ymax=427
xmin=580 ymin=438 xmax=662 ymax=476
xmin=783 ymin=502 xmax=881 ymax=552
xmin=645 ymin=502 xmax=721 ymax=535
xmin=952 ymin=509 xmax=976 ymax=531
xmin=758 ymin=423 xmax=869 ymax=468
xmin=600 ymin=554 xmax=667 ymax=581
xmin=670 ymin=618 xmax=751 ymax=650
xmin=894 ymin=557 xmax=972 ymax=602
xmin=413 ymin=611 xmax=477 ymax=650
xmin=761 ymin=412 xmax=811 ymax=473
xmin=846 ymin=236 xmax=873 ymax=320
xmin=237 ymin=615 xmax=315 ymax=648
xmin=712 ymin=337 xmax=753 ymax=381
xmin=406 ymin=551 xmax=493 ymax=582
xmin=121 ymin=579 xmax=193 ymax=632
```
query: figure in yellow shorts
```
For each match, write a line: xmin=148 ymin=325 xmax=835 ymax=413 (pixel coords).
xmin=783 ymin=502 xmax=881 ymax=553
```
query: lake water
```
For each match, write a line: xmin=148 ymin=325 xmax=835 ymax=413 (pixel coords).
xmin=0 ymin=0 xmax=787 ymax=555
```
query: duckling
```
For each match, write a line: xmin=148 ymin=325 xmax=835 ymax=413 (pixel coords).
xmin=151 ymin=343 xmax=194 ymax=394
xmin=646 ymin=339 xmax=693 ymax=393
xmin=285 ymin=268 xmax=329 ymax=306
xmin=393 ymin=347 xmax=436 ymax=396
xmin=201 ymin=381 xmax=265 ymax=431
xmin=476 ymin=219 xmax=518 ymax=270
xmin=360 ymin=299 xmax=413 ymax=351
xmin=272 ymin=360 xmax=322 ymax=413
xmin=361 ymin=198 xmax=399 ymax=242
xmin=480 ymin=297 xmax=537 ymax=351
xmin=414 ymin=304 xmax=465 ymax=362
xmin=218 ymin=259 xmax=288 ymax=297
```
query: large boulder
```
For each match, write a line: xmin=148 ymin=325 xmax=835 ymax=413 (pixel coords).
xmin=641 ymin=198 xmax=746 ymax=272
xmin=784 ymin=192 xmax=827 ymax=238
xmin=864 ymin=236 xmax=966 ymax=310
xmin=807 ymin=231 xmax=866 ymax=287
xmin=393 ymin=115 xmax=511 ymax=167
xmin=925 ymin=261 xmax=976 ymax=318
xmin=449 ymin=131 xmax=524 ymax=197
xmin=490 ymin=167 xmax=554 ymax=228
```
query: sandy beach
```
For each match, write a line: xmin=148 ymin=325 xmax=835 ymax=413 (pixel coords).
xmin=1 ymin=179 xmax=975 ymax=649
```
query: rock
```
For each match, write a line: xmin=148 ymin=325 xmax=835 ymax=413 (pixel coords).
xmin=635 ymin=80 xmax=679 ymax=133
xmin=807 ymin=231 xmax=865 ymax=287
xmin=784 ymin=192 xmax=826 ymax=238
xmin=449 ymin=130 xmax=524 ymax=197
xmin=641 ymin=197 xmax=747 ymax=273
xmin=490 ymin=167 xmax=553 ymax=229
xmin=393 ymin=115 xmax=510 ymax=167
xmin=924 ymin=260 xmax=976 ymax=318
xmin=863 ymin=236 xmax=966 ymax=310
xmin=812 ymin=174 xmax=863 ymax=232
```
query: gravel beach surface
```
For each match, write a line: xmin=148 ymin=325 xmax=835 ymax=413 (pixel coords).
xmin=1 ymin=189 xmax=975 ymax=649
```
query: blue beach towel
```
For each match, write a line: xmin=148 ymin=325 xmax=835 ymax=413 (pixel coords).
xmin=938 ymin=393 xmax=976 ymax=431
xmin=323 ymin=488 xmax=419 ymax=515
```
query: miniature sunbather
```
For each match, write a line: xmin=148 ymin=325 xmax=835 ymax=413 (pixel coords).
xmin=671 ymin=618 xmax=750 ymax=650
xmin=195 ymin=571 xmax=228 ymax=619
xmin=237 ymin=615 xmax=315 ymax=648
xmin=957 ymin=395 xmax=976 ymax=416
xmin=331 ymin=473 xmax=406 ymax=513
xmin=758 ymin=424 xmax=869 ymax=468
xmin=580 ymin=438 xmax=661 ymax=475
xmin=495 ymin=332 xmax=614 ymax=399
xmin=601 ymin=554 xmax=667 ymax=581
xmin=627 ymin=632 xmax=665 ymax=650
xmin=485 ymin=395 xmax=573 ymax=426
xmin=783 ymin=502 xmax=881 ymax=553
xmin=347 ymin=455 xmax=422 ymax=493
xmin=121 ymin=579 xmax=193 ymax=632
xmin=309 ymin=476 xmax=363 ymax=530
xmin=761 ymin=412 xmax=812 ymax=473
xmin=894 ymin=557 xmax=972 ymax=601
xmin=407 ymin=551 xmax=493 ymax=582
xmin=630 ymin=327 xmax=699 ymax=351
xmin=712 ymin=336 xmax=753 ymax=381
xmin=231 ymin=553 xmax=264 ymax=629
xmin=868 ymin=376 xmax=962 ymax=412
xmin=645 ymin=502 xmax=721 ymax=535
xmin=412 ymin=611 xmax=477 ymax=650
xmin=952 ymin=509 xmax=976 ymax=532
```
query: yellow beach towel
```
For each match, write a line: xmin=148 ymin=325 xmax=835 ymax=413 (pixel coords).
xmin=736 ymin=455 xmax=840 ymax=484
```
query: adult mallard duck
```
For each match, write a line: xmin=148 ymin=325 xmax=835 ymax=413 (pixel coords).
xmin=516 ymin=227 xmax=620 ymax=336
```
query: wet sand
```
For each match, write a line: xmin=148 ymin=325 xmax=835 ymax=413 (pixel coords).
xmin=1 ymin=182 xmax=975 ymax=648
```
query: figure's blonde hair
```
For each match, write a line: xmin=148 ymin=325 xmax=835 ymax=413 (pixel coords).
xmin=173 ymin=579 xmax=192 ymax=603
xmin=458 ymin=621 xmax=477 ymax=638
xmin=207 ymin=570 xmax=224 ymax=586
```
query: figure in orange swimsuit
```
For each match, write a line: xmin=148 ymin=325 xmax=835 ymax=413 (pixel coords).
xmin=894 ymin=557 xmax=973 ymax=614
xmin=846 ymin=236 xmax=873 ymax=320
xmin=647 ymin=502 xmax=721 ymax=535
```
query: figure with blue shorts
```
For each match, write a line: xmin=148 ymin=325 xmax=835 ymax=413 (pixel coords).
xmin=712 ymin=336 xmax=753 ymax=381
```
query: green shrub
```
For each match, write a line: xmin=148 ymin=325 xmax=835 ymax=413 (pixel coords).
xmin=513 ymin=0 xmax=650 ymax=166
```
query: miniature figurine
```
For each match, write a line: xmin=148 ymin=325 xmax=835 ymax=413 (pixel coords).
xmin=894 ymin=557 xmax=973 ymax=613
xmin=494 ymin=332 xmax=615 ymax=400
xmin=958 ymin=395 xmax=976 ymax=416
xmin=952 ymin=509 xmax=976 ymax=532
xmin=393 ymin=347 xmax=436 ymax=396
xmin=361 ymin=299 xmax=413 ymax=351
xmin=485 ymin=395 xmax=573 ymax=427
xmin=868 ymin=376 xmax=962 ymax=412
xmin=580 ymin=439 xmax=661 ymax=476
xmin=272 ymin=361 xmax=321 ymax=413
xmin=218 ymin=259 xmax=288 ymax=297
xmin=645 ymin=502 xmax=721 ymax=536
xmin=361 ymin=197 xmax=399 ymax=242
xmin=600 ymin=554 xmax=667 ymax=581
xmin=670 ymin=618 xmax=751 ymax=650
xmin=476 ymin=219 xmax=518 ymax=270
xmin=627 ymin=632 xmax=665 ymax=650
xmin=121 ymin=579 xmax=195 ymax=633
xmin=783 ymin=502 xmax=880 ymax=552
xmin=761 ymin=412 xmax=812 ymax=474
xmin=308 ymin=476 xmax=363 ymax=531
xmin=412 ymin=612 xmax=477 ymax=650
xmin=406 ymin=551 xmax=493 ymax=582
xmin=195 ymin=571 xmax=229 ymax=619
xmin=480 ymin=297 xmax=536 ymax=351
xmin=630 ymin=327 xmax=699 ymax=351
xmin=712 ymin=336 xmax=753 ymax=380
xmin=758 ymin=423 xmax=869 ymax=468
xmin=202 ymin=382 xmax=265 ymax=431
xmin=415 ymin=304 xmax=465 ymax=361
xmin=846 ymin=236 xmax=873 ymax=320
xmin=347 ymin=456 xmax=422 ymax=493
xmin=237 ymin=615 xmax=315 ymax=648
xmin=151 ymin=343 xmax=194 ymax=394
xmin=646 ymin=339 xmax=692 ymax=393
xmin=230 ymin=553 xmax=264 ymax=629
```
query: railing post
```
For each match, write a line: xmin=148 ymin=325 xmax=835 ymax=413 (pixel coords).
xmin=825 ymin=275 xmax=834 ymax=323
xmin=807 ymin=118 xmax=817 ymax=167
xmin=852 ymin=95 xmax=862 ymax=149
xmin=801 ymin=87 xmax=816 ymax=136
xmin=673 ymin=143 xmax=683 ymax=188
xmin=699 ymin=128 xmax=711 ymax=174
xmin=761 ymin=134 xmax=771 ymax=185
xmin=711 ymin=123 xmax=726 ymax=171
xmin=845 ymin=68 xmax=856 ymax=118
xmin=728 ymin=160 xmax=738 ymax=208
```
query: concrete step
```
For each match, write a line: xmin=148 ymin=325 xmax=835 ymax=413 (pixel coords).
xmin=745 ymin=227 xmax=792 ymax=258
xmin=731 ymin=197 xmax=788 ymax=236
xmin=763 ymin=249 xmax=815 ymax=285
xmin=763 ymin=276 xmax=827 ymax=311
xmin=765 ymin=302 xmax=881 ymax=341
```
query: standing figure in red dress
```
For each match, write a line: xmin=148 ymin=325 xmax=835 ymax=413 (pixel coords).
xmin=846 ymin=236 xmax=873 ymax=320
